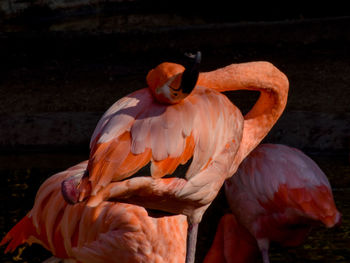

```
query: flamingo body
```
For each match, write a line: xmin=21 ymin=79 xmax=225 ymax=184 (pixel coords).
xmin=225 ymin=144 xmax=341 ymax=261
xmin=1 ymin=162 xmax=188 ymax=263
xmin=88 ymin=85 xmax=244 ymax=198
xmin=75 ymin=60 xmax=289 ymax=227
xmin=84 ymin=84 xmax=245 ymax=226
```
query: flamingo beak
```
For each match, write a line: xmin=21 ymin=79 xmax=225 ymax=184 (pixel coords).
xmin=180 ymin=51 xmax=201 ymax=95
xmin=61 ymin=171 xmax=91 ymax=205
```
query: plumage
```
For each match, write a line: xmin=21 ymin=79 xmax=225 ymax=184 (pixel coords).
xmin=61 ymin=58 xmax=288 ymax=263
xmin=2 ymin=56 xmax=289 ymax=263
xmin=1 ymin=162 xmax=188 ymax=263
xmin=72 ymin=60 xmax=289 ymax=229
xmin=2 ymin=145 xmax=340 ymax=263
xmin=87 ymin=85 xmax=244 ymax=197
xmin=224 ymin=144 xmax=341 ymax=262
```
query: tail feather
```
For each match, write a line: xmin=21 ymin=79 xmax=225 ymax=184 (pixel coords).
xmin=0 ymin=216 xmax=35 ymax=253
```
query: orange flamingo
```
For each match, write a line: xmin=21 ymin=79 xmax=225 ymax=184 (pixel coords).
xmin=222 ymin=144 xmax=341 ymax=263
xmin=60 ymin=52 xmax=289 ymax=262
xmin=1 ymin=162 xmax=188 ymax=263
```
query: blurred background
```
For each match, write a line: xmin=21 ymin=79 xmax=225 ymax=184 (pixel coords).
xmin=0 ymin=0 xmax=349 ymax=262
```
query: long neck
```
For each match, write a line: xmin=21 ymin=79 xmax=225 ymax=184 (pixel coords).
xmin=198 ymin=61 xmax=289 ymax=172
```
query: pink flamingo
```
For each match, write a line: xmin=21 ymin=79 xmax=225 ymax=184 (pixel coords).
xmin=1 ymin=161 xmax=188 ymax=263
xmin=60 ymin=53 xmax=288 ymax=262
xmin=220 ymin=143 xmax=341 ymax=263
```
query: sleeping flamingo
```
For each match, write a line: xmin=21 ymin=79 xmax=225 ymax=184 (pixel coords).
xmin=60 ymin=52 xmax=289 ymax=262
xmin=1 ymin=161 xmax=188 ymax=263
xmin=222 ymin=143 xmax=341 ymax=263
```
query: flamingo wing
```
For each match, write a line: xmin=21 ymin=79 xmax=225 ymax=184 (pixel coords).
xmin=225 ymin=144 xmax=341 ymax=232
xmin=87 ymin=86 xmax=243 ymax=196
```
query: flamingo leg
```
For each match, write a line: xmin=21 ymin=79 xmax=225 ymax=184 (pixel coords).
xmin=257 ymin=239 xmax=270 ymax=263
xmin=261 ymin=249 xmax=270 ymax=263
xmin=186 ymin=222 xmax=198 ymax=263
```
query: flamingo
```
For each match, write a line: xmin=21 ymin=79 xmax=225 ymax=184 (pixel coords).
xmin=1 ymin=161 xmax=188 ymax=263
xmin=222 ymin=143 xmax=341 ymax=263
xmin=59 ymin=52 xmax=289 ymax=262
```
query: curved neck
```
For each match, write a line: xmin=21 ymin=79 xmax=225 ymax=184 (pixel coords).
xmin=198 ymin=61 xmax=289 ymax=172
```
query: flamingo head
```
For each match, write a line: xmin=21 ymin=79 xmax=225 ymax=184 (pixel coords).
xmin=147 ymin=51 xmax=201 ymax=104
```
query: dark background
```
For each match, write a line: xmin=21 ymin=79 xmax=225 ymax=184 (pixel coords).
xmin=0 ymin=0 xmax=349 ymax=262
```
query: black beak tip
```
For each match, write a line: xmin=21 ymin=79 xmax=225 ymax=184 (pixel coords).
xmin=180 ymin=51 xmax=202 ymax=94
xmin=184 ymin=51 xmax=202 ymax=64
xmin=194 ymin=51 xmax=201 ymax=64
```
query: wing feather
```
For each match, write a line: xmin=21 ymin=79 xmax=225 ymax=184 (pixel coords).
xmin=90 ymin=89 xmax=152 ymax=148
xmin=150 ymin=113 xmax=168 ymax=161
xmin=164 ymin=106 xmax=185 ymax=158
xmin=89 ymin=133 xmax=132 ymax=194
xmin=179 ymin=99 xmax=195 ymax=137
xmin=115 ymin=148 xmax=152 ymax=177
xmin=88 ymin=86 xmax=242 ymax=195
xmin=43 ymin=190 xmax=66 ymax=254
xmin=151 ymin=157 xmax=181 ymax=179
xmin=151 ymin=134 xmax=195 ymax=178
xmin=61 ymin=204 xmax=84 ymax=254
xmin=186 ymin=90 xmax=225 ymax=178
xmin=180 ymin=135 xmax=196 ymax=165
xmin=185 ymin=100 xmax=210 ymax=177
xmin=90 ymin=96 xmax=131 ymax=148
xmin=130 ymin=114 xmax=152 ymax=154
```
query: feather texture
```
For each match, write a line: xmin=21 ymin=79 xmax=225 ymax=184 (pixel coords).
xmin=87 ymin=86 xmax=244 ymax=195
xmin=1 ymin=162 xmax=188 ymax=263
xmin=225 ymin=144 xmax=341 ymax=252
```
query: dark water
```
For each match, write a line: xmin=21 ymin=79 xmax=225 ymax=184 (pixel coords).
xmin=0 ymin=152 xmax=349 ymax=263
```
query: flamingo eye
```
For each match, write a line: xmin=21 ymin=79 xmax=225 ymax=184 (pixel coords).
xmin=170 ymin=87 xmax=179 ymax=97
